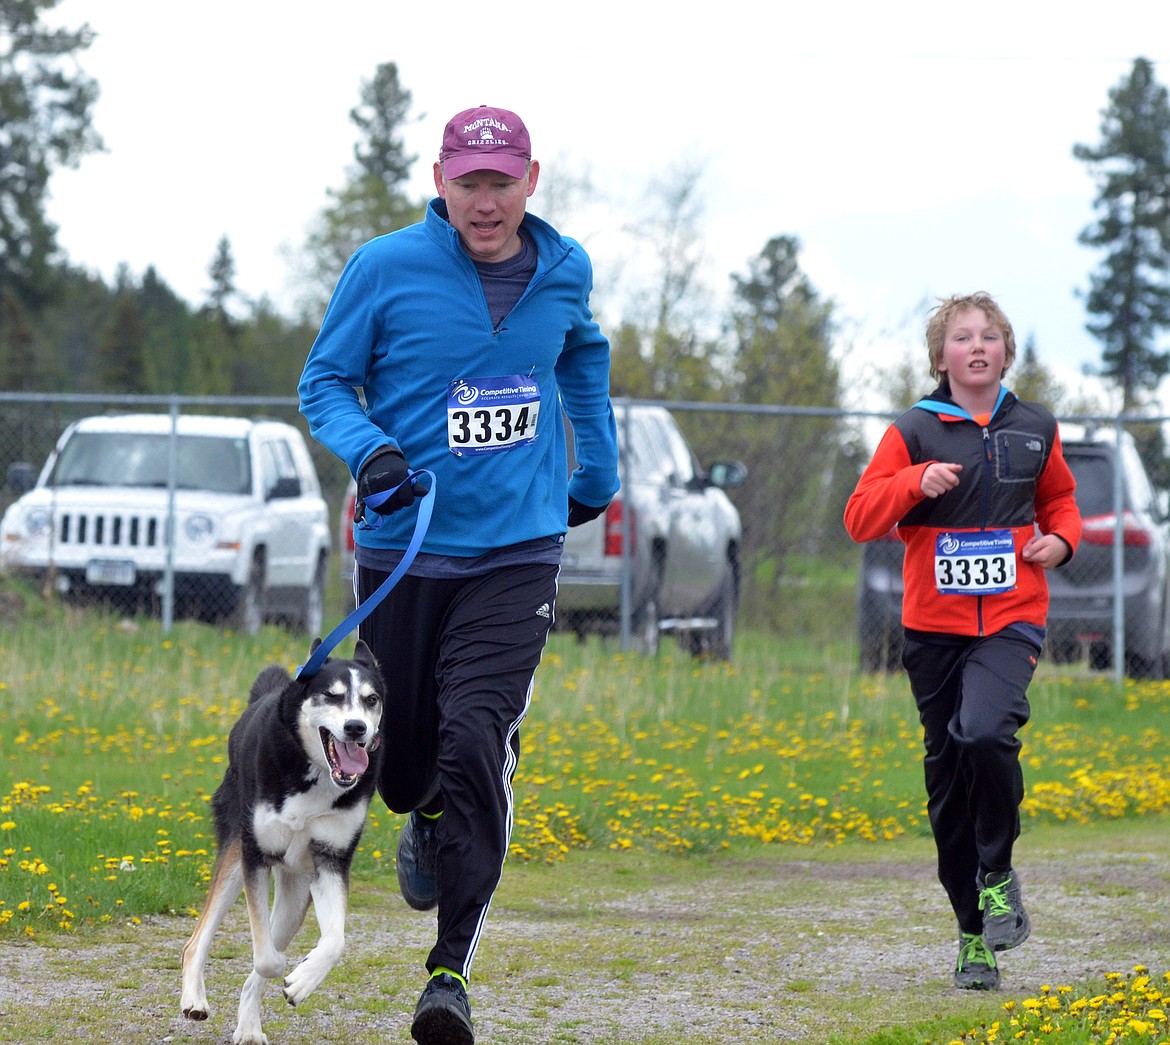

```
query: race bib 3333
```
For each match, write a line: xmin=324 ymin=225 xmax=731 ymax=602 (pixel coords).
xmin=934 ymin=529 xmax=1017 ymax=595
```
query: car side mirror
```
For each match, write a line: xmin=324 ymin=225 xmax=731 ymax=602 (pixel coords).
xmin=6 ymin=462 xmax=35 ymax=494
xmin=707 ymin=461 xmax=748 ymax=490
xmin=267 ymin=476 xmax=302 ymax=500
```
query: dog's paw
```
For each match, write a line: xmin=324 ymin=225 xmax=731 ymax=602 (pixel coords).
xmin=283 ymin=955 xmax=330 ymax=1007
xmin=181 ymin=1000 xmax=210 ymax=1021
xmin=231 ymin=1025 xmax=269 ymax=1045
xmin=283 ymin=973 xmax=320 ymax=1007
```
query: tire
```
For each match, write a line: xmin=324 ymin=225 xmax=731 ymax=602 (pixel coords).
xmin=1088 ymin=640 xmax=1111 ymax=671
xmin=629 ymin=549 xmax=665 ymax=657
xmin=631 ymin=591 xmax=660 ymax=657
xmin=1045 ymin=635 xmax=1078 ymax=665
xmin=859 ymin=618 xmax=902 ymax=673
xmin=1126 ymin=652 xmax=1157 ymax=679
xmin=683 ymin=571 xmax=737 ymax=661
xmin=231 ymin=553 xmax=266 ymax=636
xmin=706 ymin=573 xmax=737 ymax=661
xmin=297 ymin=554 xmax=327 ymax=638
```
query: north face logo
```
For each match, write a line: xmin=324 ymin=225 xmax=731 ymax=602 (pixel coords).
xmin=535 ymin=603 xmax=550 ymax=618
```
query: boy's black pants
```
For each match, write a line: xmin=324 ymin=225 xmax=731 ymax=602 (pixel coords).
xmin=356 ymin=562 xmax=558 ymax=978
xmin=902 ymin=627 xmax=1039 ymax=935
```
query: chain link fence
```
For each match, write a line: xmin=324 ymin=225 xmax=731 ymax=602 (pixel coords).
xmin=0 ymin=393 xmax=1161 ymax=678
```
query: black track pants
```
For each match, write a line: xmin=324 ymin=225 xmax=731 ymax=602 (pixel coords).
xmin=355 ymin=562 xmax=558 ymax=979
xmin=902 ymin=628 xmax=1039 ymax=934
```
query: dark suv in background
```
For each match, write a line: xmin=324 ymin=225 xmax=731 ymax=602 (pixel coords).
xmin=856 ymin=423 xmax=1170 ymax=677
xmin=1046 ymin=424 xmax=1170 ymax=677
xmin=856 ymin=523 xmax=905 ymax=673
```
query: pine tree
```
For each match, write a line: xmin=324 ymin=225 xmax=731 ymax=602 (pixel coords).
xmin=1073 ymin=57 xmax=1170 ymax=409
xmin=95 ymin=294 xmax=149 ymax=393
xmin=296 ymin=62 xmax=425 ymax=318
xmin=1011 ymin=334 xmax=1065 ymax=411
xmin=349 ymin=62 xmax=416 ymax=187
xmin=205 ymin=235 xmax=239 ymax=325
xmin=719 ymin=235 xmax=848 ymax=626
xmin=0 ymin=290 xmax=35 ymax=389
xmin=0 ymin=1 xmax=102 ymax=308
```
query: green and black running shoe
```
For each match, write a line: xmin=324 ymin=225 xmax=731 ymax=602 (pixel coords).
xmin=978 ymin=868 xmax=1031 ymax=951
xmin=954 ymin=932 xmax=1000 ymax=990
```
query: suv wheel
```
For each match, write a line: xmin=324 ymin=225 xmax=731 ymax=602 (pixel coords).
xmin=860 ymin=629 xmax=903 ymax=673
xmin=858 ymin=596 xmax=903 ymax=672
xmin=706 ymin=572 xmax=737 ymax=661
xmin=631 ymin=592 xmax=660 ymax=657
xmin=232 ymin=553 xmax=266 ymax=636
xmin=298 ymin=555 xmax=327 ymax=637
xmin=1088 ymin=640 xmax=1111 ymax=671
xmin=630 ymin=551 xmax=664 ymax=657
xmin=682 ymin=571 xmax=737 ymax=661
xmin=1125 ymin=648 xmax=1159 ymax=680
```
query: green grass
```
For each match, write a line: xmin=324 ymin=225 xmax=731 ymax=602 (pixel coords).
xmin=4 ymin=595 xmax=1170 ymax=926
xmin=4 ymin=587 xmax=1170 ymax=1041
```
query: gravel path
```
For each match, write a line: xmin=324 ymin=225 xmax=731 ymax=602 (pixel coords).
xmin=2 ymin=834 xmax=1169 ymax=1044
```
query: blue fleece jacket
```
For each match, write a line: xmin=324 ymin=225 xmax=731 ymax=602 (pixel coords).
xmin=298 ymin=198 xmax=620 ymax=557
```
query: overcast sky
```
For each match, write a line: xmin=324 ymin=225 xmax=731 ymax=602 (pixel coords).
xmin=46 ymin=1 xmax=1170 ymax=409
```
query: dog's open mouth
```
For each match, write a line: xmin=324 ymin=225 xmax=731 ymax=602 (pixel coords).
xmin=319 ymin=729 xmax=370 ymax=788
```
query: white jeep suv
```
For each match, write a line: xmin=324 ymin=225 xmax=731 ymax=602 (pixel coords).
xmin=0 ymin=414 xmax=331 ymax=635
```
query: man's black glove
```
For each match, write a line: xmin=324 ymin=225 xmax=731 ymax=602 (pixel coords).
xmin=358 ymin=446 xmax=422 ymax=516
xmin=568 ymin=495 xmax=608 ymax=528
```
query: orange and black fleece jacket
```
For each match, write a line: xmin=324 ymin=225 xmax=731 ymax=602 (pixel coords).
xmin=844 ymin=387 xmax=1082 ymax=637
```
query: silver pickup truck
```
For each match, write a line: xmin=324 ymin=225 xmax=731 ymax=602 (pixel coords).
xmin=557 ymin=405 xmax=746 ymax=659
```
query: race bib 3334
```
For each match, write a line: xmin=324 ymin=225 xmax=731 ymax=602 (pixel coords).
xmin=446 ymin=376 xmax=540 ymax=456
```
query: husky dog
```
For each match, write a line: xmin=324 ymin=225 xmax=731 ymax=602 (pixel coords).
xmin=180 ymin=640 xmax=385 ymax=1045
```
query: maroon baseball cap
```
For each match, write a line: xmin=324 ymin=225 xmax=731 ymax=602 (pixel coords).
xmin=439 ymin=105 xmax=531 ymax=180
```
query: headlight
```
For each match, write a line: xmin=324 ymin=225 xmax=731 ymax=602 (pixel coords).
xmin=184 ymin=514 xmax=215 ymax=543
xmin=25 ymin=507 xmax=53 ymax=537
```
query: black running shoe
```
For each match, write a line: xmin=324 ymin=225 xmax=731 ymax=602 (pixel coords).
xmin=978 ymin=868 xmax=1031 ymax=951
xmin=954 ymin=932 xmax=1000 ymax=990
xmin=410 ymin=973 xmax=473 ymax=1045
xmin=397 ymin=811 xmax=439 ymax=911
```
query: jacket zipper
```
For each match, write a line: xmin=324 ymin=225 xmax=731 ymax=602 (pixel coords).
xmin=977 ymin=423 xmax=993 ymax=635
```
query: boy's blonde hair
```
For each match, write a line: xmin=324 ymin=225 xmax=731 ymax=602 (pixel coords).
xmin=925 ymin=292 xmax=1017 ymax=382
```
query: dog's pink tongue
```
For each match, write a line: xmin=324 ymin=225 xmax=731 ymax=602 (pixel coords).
xmin=337 ymin=742 xmax=370 ymax=776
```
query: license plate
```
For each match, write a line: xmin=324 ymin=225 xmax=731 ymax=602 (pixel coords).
xmin=86 ymin=559 xmax=136 ymax=586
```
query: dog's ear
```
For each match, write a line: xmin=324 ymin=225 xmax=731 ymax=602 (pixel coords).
xmin=309 ymin=638 xmax=322 ymax=654
xmin=354 ymin=639 xmax=379 ymax=671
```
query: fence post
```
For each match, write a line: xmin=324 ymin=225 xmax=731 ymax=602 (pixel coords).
xmin=1112 ymin=418 xmax=1124 ymax=682
xmin=618 ymin=402 xmax=633 ymax=650
xmin=161 ymin=397 xmax=179 ymax=633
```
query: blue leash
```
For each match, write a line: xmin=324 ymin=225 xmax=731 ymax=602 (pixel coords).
xmin=295 ymin=470 xmax=435 ymax=679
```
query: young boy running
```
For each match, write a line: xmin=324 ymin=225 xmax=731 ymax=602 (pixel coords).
xmin=844 ymin=292 xmax=1081 ymax=989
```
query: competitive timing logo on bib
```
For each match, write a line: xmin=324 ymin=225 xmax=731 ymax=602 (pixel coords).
xmin=450 ymin=378 xmax=540 ymax=406
xmin=938 ymin=532 xmax=1013 ymax=554
xmin=452 ymin=382 xmax=481 ymax=406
